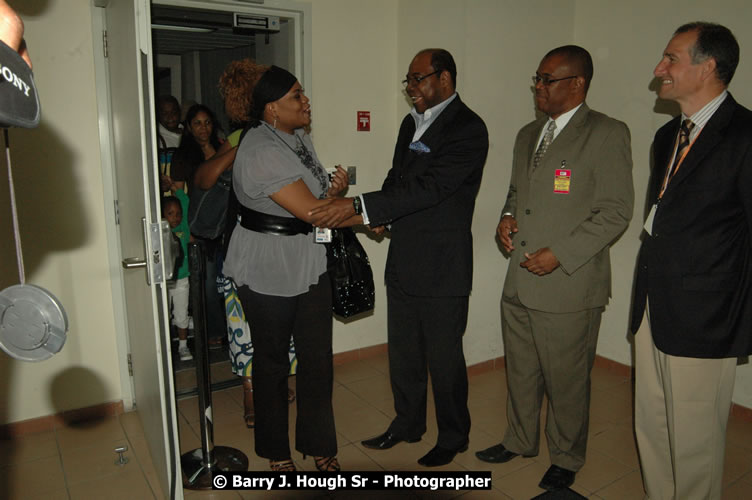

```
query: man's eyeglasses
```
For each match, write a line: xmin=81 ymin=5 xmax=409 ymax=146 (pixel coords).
xmin=532 ymin=74 xmax=578 ymax=86
xmin=402 ymin=70 xmax=441 ymax=87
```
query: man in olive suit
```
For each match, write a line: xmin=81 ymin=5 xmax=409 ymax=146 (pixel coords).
xmin=476 ymin=45 xmax=634 ymax=492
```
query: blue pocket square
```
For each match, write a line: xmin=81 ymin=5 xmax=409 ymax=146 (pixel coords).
xmin=409 ymin=141 xmax=431 ymax=154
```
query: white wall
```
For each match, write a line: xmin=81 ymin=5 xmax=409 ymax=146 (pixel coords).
xmin=308 ymin=0 xmax=399 ymax=354
xmin=0 ymin=0 xmax=123 ymax=424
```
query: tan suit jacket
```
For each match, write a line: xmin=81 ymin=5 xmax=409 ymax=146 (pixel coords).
xmin=502 ymin=104 xmax=634 ymax=313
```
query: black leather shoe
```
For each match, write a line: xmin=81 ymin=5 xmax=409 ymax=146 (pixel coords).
xmin=538 ymin=464 xmax=576 ymax=491
xmin=475 ymin=443 xmax=524 ymax=463
xmin=361 ymin=431 xmax=421 ymax=450
xmin=417 ymin=443 xmax=469 ymax=467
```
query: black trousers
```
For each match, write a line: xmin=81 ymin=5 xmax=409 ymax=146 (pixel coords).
xmin=236 ymin=273 xmax=336 ymax=461
xmin=385 ymin=277 xmax=471 ymax=450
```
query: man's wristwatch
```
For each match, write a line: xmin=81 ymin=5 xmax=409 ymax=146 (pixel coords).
xmin=352 ymin=196 xmax=363 ymax=215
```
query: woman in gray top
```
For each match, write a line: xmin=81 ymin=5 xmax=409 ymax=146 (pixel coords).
xmin=222 ymin=61 xmax=348 ymax=473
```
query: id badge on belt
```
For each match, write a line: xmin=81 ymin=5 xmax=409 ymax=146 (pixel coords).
xmin=314 ymin=167 xmax=336 ymax=243
xmin=315 ymin=227 xmax=332 ymax=243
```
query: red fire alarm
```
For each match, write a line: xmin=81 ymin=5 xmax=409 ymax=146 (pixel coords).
xmin=357 ymin=111 xmax=370 ymax=131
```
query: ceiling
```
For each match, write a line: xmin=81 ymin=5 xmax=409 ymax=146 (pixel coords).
xmin=151 ymin=5 xmax=278 ymax=55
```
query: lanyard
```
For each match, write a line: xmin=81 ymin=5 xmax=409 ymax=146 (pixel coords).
xmin=658 ymin=125 xmax=704 ymax=199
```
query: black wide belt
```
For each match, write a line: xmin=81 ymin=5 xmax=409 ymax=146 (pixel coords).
xmin=238 ymin=206 xmax=312 ymax=236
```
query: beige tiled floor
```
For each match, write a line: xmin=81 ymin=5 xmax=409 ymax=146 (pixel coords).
xmin=2 ymin=353 xmax=752 ymax=499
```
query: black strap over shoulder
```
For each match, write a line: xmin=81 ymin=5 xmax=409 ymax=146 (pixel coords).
xmin=222 ymin=124 xmax=252 ymax=253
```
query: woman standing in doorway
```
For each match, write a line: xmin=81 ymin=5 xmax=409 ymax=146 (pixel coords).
xmin=171 ymin=104 xmax=235 ymax=347
xmin=221 ymin=60 xmax=348 ymax=472
xmin=217 ymin=61 xmax=297 ymax=431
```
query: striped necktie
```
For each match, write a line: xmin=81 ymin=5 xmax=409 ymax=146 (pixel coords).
xmin=533 ymin=120 xmax=557 ymax=170
xmin=668 ymin=119 xmax=695 ymax=178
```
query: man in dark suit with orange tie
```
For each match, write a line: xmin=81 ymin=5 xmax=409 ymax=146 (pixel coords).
xmin=631 ymin=22 xmax=752 ymax=500
xmin=309 ymin=48 xmax=488 ymax=467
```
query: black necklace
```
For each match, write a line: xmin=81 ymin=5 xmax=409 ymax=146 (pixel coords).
xmin=264 ymin=124 xmax=328 ymax=198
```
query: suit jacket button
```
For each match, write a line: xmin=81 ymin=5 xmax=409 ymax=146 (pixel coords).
xmin=521 ymin=241 xmax=526 ymax=247
xmin=525 ymin=209 xmax=531 ymax=215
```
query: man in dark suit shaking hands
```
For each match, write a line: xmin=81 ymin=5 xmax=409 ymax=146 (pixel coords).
xmin=631 ymin=22 xmax=752 ymax=500
xmin=309 ymin=48 xmax=488 ymax=467
xmin=475 ymin=45 xmax=634 ymax=491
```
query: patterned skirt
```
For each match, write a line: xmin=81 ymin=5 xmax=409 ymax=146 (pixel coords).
xmin=221 ymin=275 xmax=297 ymax=377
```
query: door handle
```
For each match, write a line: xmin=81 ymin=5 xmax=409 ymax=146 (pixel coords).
xmin=122 ymin=257 xmax=147 ymax=269
xmin=121 ymin=219 xmax=168 ymax=285
xmin=121 ymin=218 xmax=151 ymax=283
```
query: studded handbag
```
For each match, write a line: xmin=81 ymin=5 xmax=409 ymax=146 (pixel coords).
xmin=326 ymin=228 xmax=375 ymax=318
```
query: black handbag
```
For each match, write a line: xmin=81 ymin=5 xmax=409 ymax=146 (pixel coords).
xmin=187 ymin=169 xmax=231 ymax=240
xmin=326 ymin=228 xmax=375 ymax=318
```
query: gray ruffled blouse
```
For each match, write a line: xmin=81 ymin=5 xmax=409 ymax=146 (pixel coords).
xmin=223 ymin=124 xmax=329 ymax=297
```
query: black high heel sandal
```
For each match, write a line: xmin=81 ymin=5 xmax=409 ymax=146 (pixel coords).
xmin=302 ymin=454 xmax=341 ymax=472
xmin=270 ymin=459 xmax=296 ymax=472
xmin=313 ymin=456 xmax=340 ymax=472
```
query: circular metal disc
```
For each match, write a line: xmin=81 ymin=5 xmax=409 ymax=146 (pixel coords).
xmin=181 ymin=446 xmax=249 ymax=490
xmin=0 ymin=284 xmax=68 ymax=361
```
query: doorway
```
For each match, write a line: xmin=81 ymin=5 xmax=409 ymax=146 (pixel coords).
xmin=92 ymin=0 xmax=310 ymax=496
xmin=149 ymin=1 xmax=303 ymax=397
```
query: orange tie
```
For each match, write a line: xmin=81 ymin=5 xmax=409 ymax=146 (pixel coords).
xmin=668 ymin=119 xmax=695 ymax=179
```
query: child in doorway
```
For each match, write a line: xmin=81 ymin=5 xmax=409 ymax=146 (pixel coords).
xmin=162 ymin=177 xmax=193 ymax=361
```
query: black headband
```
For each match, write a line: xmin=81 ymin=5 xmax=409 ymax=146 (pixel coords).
xmin=249 ymin=65 xmax=297 ymax=123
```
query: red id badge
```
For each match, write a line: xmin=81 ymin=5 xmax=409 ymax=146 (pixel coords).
xmin=554 ymin=169 xmax=571 ymax=194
